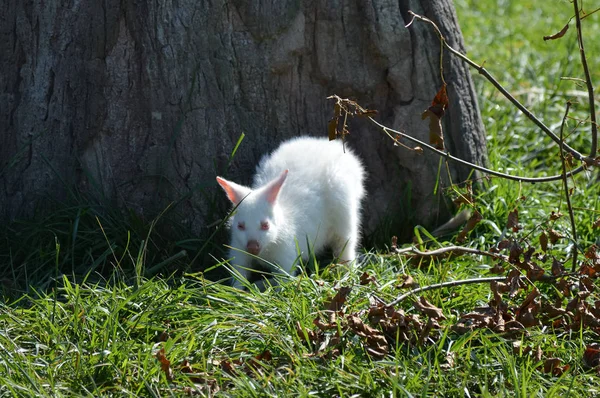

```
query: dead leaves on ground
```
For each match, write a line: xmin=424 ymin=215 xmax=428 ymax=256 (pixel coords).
xmin=383 ymin=201 xmax=600 ymax=375
xmin=298 ymin=285 xmax=445 ymax=360
xmin=155 ymin=345 xmax=274 ymax=395
xmin=155 ymin=348 xmax=221 ymax=394
xmin=151 ymin=241 xmax=600 ymax=391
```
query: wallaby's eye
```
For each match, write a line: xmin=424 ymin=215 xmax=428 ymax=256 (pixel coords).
xmin=260 ymin=221 xmax=270 ymax=231
xmin=237 ymin=222 xmax=245 ymax=231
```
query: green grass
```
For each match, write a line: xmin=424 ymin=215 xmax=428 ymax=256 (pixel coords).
xmin=2 ymin=0 xmax=600 ymax=396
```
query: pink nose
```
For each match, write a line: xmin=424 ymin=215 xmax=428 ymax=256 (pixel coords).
xmin=246 ymin=240 xmax=260 ymax=255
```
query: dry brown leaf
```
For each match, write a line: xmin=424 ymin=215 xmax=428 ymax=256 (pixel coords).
xmin=526 ymin=263 xmax=545 ymax=282
xmin=490 ymin=281 xmax=502 ymax=307
xmin=360 ymin=272 xmax=377 ymax=286
xmin=498 ymin=239 xmax=511 ymax=250
xmin=397 ymin=274 xmax=419 ymax=289
xmin=580 ymin=263 xmax=597 ymax=278
xmin=432 ymin=83 xmax=449 ymax=111
xmin=457 ymin=210 xmax=482 ymax=242
xmin=543 ymin=22 xmax=569 ymax=41
xmin=421 ymin=84 xmax=448 ymax=150
xmin=503 ymin=320 xmax=527 ymax=338
xmin=580 ymin=276 xmax=595 ymax=293
xmin=452 ymin=307 xmax=495 ymax=334
xmin=413 ymin=296 xmax=446 ymax=320
xmin=516 ymin=288 xmax=541 ymax=328
xmin=313 ymin=317 xmax=336 ymax=331
xmin=422 ymin=109 xmax=444 ymax=150
xmin=180 ymin=360 xmax=216 ymax=385
xmin=534 ymin=345 xmax=543 ymax=362
xmin=507 ymin=209 xmax=520 ymax=232
xmin=489 ymin=262 xmax=505 ymax=274
xmin=324 ymin=286 xmax=352 ymax=313
xmin=347 ymin=314 xmax=380 ymax=338
xmin=517 ymin=306 xmax=539 ymax=328
xmin=220 ymin=358 xmax=243 ymax=375
xmin=585 ymin=245 xmax=599 ymax=261
xmin=523 ymin=246 xmax=535 ymax=264
xmin=548 ymin=229 xmax=564 ymax=244
xmin=518 ymin=288 xmax=540 ymax=311
xmin=247 ymin=350 xmax=273 ymax=373
xmin=347 ymin=314 xmax=389 ymax=358
xmin=296 ymin=321 xmax=319 ymax=342
xmin=543 ymin=358 xmax=569 ymax=376
xmin=552 ymin=258 xmax=565 ymax=276
xmin=541 ymin=304 xmax=568 ymax=320
xmin=180 ymin=360 xmax=193 ymax=374
xmin=508 ymin=240 xmax=523 ymax=265
xmin=583 ymin=344 xmax=600 ymax=368
xmin=328 ymin=103 xmax=342 ymax=140
xmin=418 ymin=317 xmax=440 ymax=345
xmin=507 ymin=269 xmax=526 ymax=298
xmin=550 ymin=211 xmax=563 ymax=221
xmin=157 ymin=330 xmax=170 ymax=342
xmin=540 ymin=232 xmax=548 ymax=252
xmin=156 ymin=348 xmax=174 ymax=381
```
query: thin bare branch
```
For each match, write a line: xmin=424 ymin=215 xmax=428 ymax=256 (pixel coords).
xmin=394 ymin=245 xmax=553 ymax=276
xmin=385 ymin=272 xmax=565 ymax=307
xmin=394 ymin=245 xmax=503 ymax=260
xmin=573 ymin=0 xmax=597 ymax=158
xmin=559 ymin=102 xmax=578 ymax=272
xmin=386 ymin=276 xmax=521 ymax=307
xmin=369 ymin=116 xmax=587 ymax=183
xmin=406 ymin=11 xmax=593 ymax=166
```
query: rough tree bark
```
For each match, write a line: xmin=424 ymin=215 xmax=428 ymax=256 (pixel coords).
xmin=1 ymin=0 xmax=486 ymax=244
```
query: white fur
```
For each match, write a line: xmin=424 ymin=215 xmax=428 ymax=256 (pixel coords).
xmin=216 ymin=136 xmax=365 ymax=288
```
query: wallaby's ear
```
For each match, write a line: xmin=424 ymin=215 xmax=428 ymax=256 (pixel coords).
xmin=263 ymin=170 xmax=289 ymax=204
xmin=216 ymin=177 xmax=251 ymax=205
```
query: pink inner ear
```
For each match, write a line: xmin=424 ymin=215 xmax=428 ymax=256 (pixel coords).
xmin=265 ymin=170 xmax=288 ymax=204
xmin=216 ymin=177 xmax=251 ymax=204
xmin=216 ymin=177 xmax=239 ymax=204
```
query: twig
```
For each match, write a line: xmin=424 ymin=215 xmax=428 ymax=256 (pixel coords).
xmin=385 ymin=272 xmax=566 ymax=307
xmin=405 ymin=11 xmax=594 ymax=167
xmin=559 ymin=102 xmax=578 ymax=272
xmin=369 ymin=116 xmax=587 ymax=183
xmin=394 ymin=245 xmax=559 ymax=281
xmin=395 ymin=245 xmax=503 ymax=260
xmin=573 ymin=0 xmax=598 ymax=158
xmin=581 ymin=6 xmax=600 ymax=21
xmin=386 ymin=276 xmax=516 ymax=307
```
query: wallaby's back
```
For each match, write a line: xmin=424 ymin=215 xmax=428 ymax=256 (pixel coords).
xmin=216 ymin=136 xmax=366 ymax=288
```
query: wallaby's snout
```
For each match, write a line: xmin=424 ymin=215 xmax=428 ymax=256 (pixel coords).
xmin=246 ymin=240 xmax=260 ymax=255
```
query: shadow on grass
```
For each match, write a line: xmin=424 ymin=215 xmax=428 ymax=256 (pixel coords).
xmin=0 ymin=190 xmax=231 ymax=301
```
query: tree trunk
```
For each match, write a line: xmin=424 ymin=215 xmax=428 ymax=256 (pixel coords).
xmin=1 ymin=0 xmax=486 ymax=244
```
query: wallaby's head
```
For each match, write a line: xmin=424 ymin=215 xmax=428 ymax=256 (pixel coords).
xmin=216 ymin=170 xmax=288 ymax=256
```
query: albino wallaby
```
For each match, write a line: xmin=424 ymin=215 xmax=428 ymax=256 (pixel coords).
xmin=216 ymin=136 xmax=366 ymax=288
